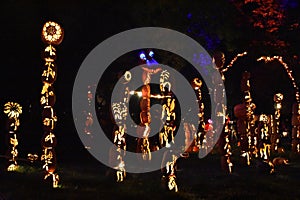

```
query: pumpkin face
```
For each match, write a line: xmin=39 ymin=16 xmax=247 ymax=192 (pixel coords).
xmin=41 ymin=84 xmax=56 ymax=107
xmin=42 ymin=106 xmax=57 ymax=131
xmin=41 ymin=62 xmax=57 ymax=84
xmin=41 ymin=21 xmax=64 ymax=45
xmin=42 ymin=45 xmax=57 ymax=62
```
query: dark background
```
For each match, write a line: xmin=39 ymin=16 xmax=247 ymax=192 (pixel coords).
xmin=0 ymin=0 xmax=300 ymax=162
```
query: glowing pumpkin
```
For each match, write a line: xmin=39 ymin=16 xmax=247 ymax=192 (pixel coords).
xmin=41 ymin=84 xmax=56 ymax=107
xmin=42 ymin=106 xmax=57 ymax=131
xmin=273 ymin=93 xmax=283 ymax=103
xmin=140 ymin=111 xmax=151 ymax=125
xmin=41 ymin=62 xmax=57 ymax=84
xmin=141 ymin=85 xmax=150 ymax=98
xmin=41 ymin=21 xmax=64 ymax=45
xmin=42 ymin=45 xmax=57 ymax=62
xmin=140 ymin=98 xmax=150 ymax=112
xmin=41 ymin=132 xmax=57 ymax=148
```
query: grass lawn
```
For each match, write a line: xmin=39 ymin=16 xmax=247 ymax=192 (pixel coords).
xmin=1 ymin=149 xmax=300 ymax=200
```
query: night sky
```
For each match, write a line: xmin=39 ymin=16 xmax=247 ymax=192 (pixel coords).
xmin=1 ymin=0 xmax=300 ymax=158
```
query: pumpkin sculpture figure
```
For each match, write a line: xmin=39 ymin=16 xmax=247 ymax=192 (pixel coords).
xmin=3 ymin=102 xmax=22 ymax=171
xmin=40 ymin=21 xmax=64 ymax=188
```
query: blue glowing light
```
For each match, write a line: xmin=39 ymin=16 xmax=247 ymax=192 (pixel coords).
xmin=148 ymin=51 xmax=154 ymax=58
xmin=139 ymin=52 xmax=146 ymax=60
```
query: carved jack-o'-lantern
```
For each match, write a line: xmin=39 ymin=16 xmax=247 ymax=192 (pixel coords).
xmin=41 ymin=84 xmax=56 ymax=107
xmin=140 ymin=98 xmax=150 ymax=112
xmin=41 ymin=21 xmax=64 ymax=45
xmin=274 ymin=93 xmax=283 ymax=103
xmin=141 ymin=85 xmax=150 ymax=98
xmin=259 ymin=114 xmax=269 ymax=123
xmin=41 ymin=132 xmax=57 ymax=148
xmin=6 ymin=117 xmax=20 ymax=132
xmin=140 ymin=111 xmax=151 ymax=125
xmin=192 ymin=78 xmax=202 ymax=90
xmin=42 ymin=148 xmax=57 ymax=173
xmin=42 ymin=106 xmax=57 ymax=131
xmin=42 ymin=45 xmax=57 ymax=62
xmin=41 ymin=62 xmax=57 ymax=84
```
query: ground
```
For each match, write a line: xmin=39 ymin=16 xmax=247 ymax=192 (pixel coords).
xmin=1 ymin=148 xmax=300 ymax=200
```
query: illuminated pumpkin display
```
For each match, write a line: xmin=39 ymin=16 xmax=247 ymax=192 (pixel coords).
xmin=160 ymin=70 xmax=171 ymax=93
xmin=3 ymin=102 xmax=22 ymax=171
xmin=40 ymin=21 xmax=63 ymax=188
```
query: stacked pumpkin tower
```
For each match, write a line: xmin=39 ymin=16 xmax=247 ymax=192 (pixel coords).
xmin=3 ymin=102 xmax=22 ymax=171
xmin=40 ymin=21 xmax=64 ymax=188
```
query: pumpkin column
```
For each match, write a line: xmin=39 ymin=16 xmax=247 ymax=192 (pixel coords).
xmin=40 ymin=21 xmax=64 ymax=188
